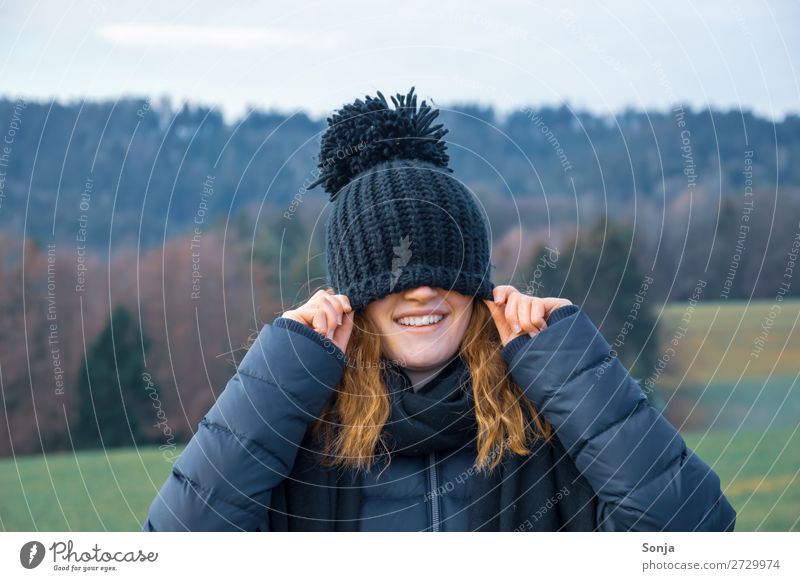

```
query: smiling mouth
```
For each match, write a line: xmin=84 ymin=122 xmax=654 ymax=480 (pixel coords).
xmin=394 ymin=313 xmax=447 ymax=328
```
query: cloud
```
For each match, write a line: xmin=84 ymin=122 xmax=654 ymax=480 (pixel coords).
xmin=97 ymin=22 xmax=337 ymax=52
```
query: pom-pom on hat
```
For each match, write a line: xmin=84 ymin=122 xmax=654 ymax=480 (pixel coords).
xmin=308 ymin=87 xmax=495 ymax=312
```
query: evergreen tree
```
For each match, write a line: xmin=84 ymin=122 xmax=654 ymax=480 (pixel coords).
xmin=74 ymin=306 xmax=153 ymax=449
xmin=520 ymin=216 xmax=661 ymax=406
xmin=252 ymin=209 xmax=327 ymax=301
xmin=708 ymin=196 xmax=750 ymax=299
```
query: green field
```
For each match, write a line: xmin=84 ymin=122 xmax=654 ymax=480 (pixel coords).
xmin=683 ymin=427 xmax=800 ymax=531
xmin=657 ymin=299 xmax=800 ymax=433
xmin=0 ymin=446 xmax=179 ymax=532
xmin=1 ymin=299 xmax=797 ymax=531
xmin=1 ymin=427 xmax=797 ymax=531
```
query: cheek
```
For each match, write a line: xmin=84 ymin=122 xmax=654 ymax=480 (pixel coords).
xmin=452 ymin=302 xmax=473 ymax=331
xmin=450 ymin=314 xmax=471 ymax=345
xmin=374 ymin=319 xmax=403 ymax=356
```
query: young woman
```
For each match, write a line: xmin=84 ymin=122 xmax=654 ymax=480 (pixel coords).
xmin=143 ymin=88 xmax=736 ymax=532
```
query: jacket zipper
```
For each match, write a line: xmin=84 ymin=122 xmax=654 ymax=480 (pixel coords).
xmin=428 ymin=451 xmax=440 ymax=532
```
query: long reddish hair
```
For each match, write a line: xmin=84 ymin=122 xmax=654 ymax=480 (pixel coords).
xmin=309 ymin=297 xmax=552 ymax=475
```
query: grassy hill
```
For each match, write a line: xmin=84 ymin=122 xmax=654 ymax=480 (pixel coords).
xmin=1 ymin=299 xmax=797 ymax=531
xmin=683 ymin=428 xmax=799 ymax=531
xmin=0 ymin=446 xmax=178 ymax=531
xmin=1 ymin=427 xmax=797 ymax=531
xmin=657 ymin=299 xmax=800 ymax=432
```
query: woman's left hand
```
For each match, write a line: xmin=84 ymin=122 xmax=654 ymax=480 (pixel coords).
xmin=483 ymin=285 xmax=573 ymax=346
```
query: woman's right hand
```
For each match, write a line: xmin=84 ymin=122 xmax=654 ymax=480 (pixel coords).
xmin=281 ymin=289 xmax=354 ymax=353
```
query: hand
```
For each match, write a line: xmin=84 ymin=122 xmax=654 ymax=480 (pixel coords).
xmin=281 ymin=289 xmax=354 ymax=353
xmin=483 ymin=285 xmax=573 ymax=347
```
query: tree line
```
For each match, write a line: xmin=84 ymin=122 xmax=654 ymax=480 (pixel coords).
xmin=0 ymin=95 xmax=798 ymax=455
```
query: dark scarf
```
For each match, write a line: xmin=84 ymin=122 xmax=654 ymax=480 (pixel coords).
xmin=267 ymin=354 xmax=599 ymax=531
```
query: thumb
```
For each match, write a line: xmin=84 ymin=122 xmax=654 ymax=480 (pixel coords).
xmin=483 ymin=298 xmax=501 ymax=319
xmin=483 ymin=299 xmax=511 ymax=339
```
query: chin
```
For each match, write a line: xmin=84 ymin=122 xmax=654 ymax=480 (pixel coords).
xmin=392 ymin=345 xmax=458 ymax=369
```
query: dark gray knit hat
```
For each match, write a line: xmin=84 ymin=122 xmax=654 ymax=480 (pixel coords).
xmin=308 ymin=87 xmax=495 ymax=312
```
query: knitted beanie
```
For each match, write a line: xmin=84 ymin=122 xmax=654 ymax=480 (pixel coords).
xmin=308 ymin=87 xmax=495 ymax=312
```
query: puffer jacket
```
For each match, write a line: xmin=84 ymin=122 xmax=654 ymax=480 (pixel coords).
xmin=142 ymin=304 xmax=736 ymax=532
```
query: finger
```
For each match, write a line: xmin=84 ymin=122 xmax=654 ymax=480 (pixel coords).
xmin=317 ymin=295 xmax=340 ymax=338
xmin=492 ymin=285 xmax=515 ymax=305
xmin=342 ymin=308 xmax=354 ymax=331
xmin=542 ymin=297 xmax=572 ymax=313
xmin=312 ymin=309 xmax=328 ymax=337
xmin=529 ymin=299 xmax=547 ymax=336
xmin=505 ymin=291 xmax=521 ymax=335
xmin=332 ymin=309 xmax=354 ymax=352
xmin=321 ymin=293 xmax=345 ymax=325
xmin=517 ymin=296 xmax=533 ymax=333
xmin=332 ymin=294 xmax=353 ymax=316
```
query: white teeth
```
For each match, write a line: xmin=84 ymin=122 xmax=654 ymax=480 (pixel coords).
xmin=396 ymin=314 xmax=444 ymax=327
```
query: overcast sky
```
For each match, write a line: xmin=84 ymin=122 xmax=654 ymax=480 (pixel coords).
xmin=2 ymin=0 xmax=798 ymax=122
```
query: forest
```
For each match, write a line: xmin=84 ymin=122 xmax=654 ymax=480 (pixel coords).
xmin=1 ymin=96 xmax=798 ymax=457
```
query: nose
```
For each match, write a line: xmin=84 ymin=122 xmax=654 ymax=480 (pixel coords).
xmin=402 ymin=285 xmax=440 ymax=301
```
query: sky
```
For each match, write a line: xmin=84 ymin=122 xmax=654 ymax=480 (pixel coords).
xmin=1 ymin=0 xmax=798 ymax=123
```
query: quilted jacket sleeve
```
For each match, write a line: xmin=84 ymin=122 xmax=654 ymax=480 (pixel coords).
xmin=501 ymin=304 xmax=737 ymax=531
xmin=142 ymin=317 xmax=346 ymax=531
